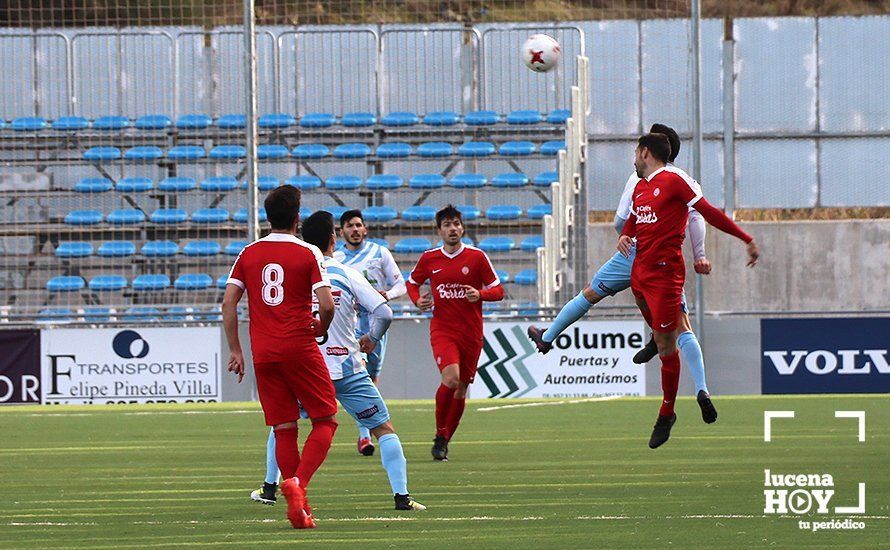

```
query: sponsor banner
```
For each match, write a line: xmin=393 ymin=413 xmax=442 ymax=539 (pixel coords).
xmin=0 ymin=329 xmax=41 ymax=404
xmin=471 ymin=321 xmax=647 ymax=398
xmin=761 ymin=318 xmax=890 ymax=394
xmin=40 ymin=328 xmax=221 ymax=404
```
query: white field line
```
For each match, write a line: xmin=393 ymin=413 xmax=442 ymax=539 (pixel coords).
xmin=477 ymin=395 xmax=622 ymax=412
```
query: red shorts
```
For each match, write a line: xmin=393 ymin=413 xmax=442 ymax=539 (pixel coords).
xmin=430 ymin=331 xmax=484 ymax=384
xmin=254 ymin=343 xmax=337 ymax=426
xmin=631 ymin=263 xmax=684 ymax=333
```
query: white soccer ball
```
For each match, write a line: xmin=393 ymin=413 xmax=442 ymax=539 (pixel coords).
xmin=522 ymin=34 xmax=561 ymax=73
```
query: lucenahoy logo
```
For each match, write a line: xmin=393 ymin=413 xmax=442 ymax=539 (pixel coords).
xmin=112 ymin=330 xmax=150 ymax=359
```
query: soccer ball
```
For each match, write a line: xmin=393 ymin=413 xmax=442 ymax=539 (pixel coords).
xmin=522 ymin=34 xmax=561 ymax=73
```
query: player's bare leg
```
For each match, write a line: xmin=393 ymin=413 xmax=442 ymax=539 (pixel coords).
xmin=433 ymin=364 xmax=461 ymax=461
xmin=369 ymin=421 xmax=426 ymax=510
xmin=635 ymin=296 xmax=681 ymax=449
xmin=528 ymin=286 xmax=603 ymax=354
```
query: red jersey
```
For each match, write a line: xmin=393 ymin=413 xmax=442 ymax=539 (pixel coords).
xmin=630 ymin=165 xmax=703 ymax=270
xmin=408 ymin=245 xmax=500 ymax=337
xmin=227 ymin=233 xmax=330 ymax=363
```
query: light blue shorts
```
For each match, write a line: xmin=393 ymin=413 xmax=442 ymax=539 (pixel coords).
xmin=591 ymin=246 xmax=687 ymax=313
xmin=333 ymin=370 xmax=391 ymax=430
xmin=357 ymin=311 xmax=388 ymax=379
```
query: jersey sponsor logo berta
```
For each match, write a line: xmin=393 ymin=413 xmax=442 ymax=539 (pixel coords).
xmin=325 ymin=346 xmax=349 ymax=356
xmin=436 ymin=282 xmax=467 ymax=300
xmin=635 ymin=204 xmax=658 ymax=224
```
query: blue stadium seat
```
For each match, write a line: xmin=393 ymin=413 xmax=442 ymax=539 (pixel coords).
xmin=37 ymin=308 xmax=74 ymax=322
xmin=74 ymin=177 xmax=113 ymax=193
xmin=491 ymin=173 xmax=530 ymax=188
xmin=478 ymin=236 xmax=515 ymax=252
xmin=369 ymin=238 xmax=390 ymax=249
xmin=55 ymin=242 xmax=93 ymax=258
xmin=326 ymin=175 xmax=362 ymax=190
xmin=210 ymin=145 xmax=245 ymax=159
xmin=47 ymin=275 xmax=85 ymax=292
xmin=225 ymin=241 xmax=248 ymax=256
xmin=417 ymin=142 xmax=453 ymax=157
xmin=456 ymin=204 xmax=481 ymax=220
xmin=52 ymin=116 xmax=89 ymax=131
xmin=97 ymin=241 xmax=136 ymax=257
xmin=192 ymin=208 xmax=230 ymax=224
xmin=342 ymin=112 xmax=376 ymax=127
xmin=409 ymin=174 xmax=445 ymax=189
xmin=89 ymin=275 xmax=128 ymax=292
xmin=257 ymin=144 xmax=289 ymax=159
xmin=496 ymin=269 xmax=511 ymax=283
xmin=499 ymin=141 xmax=536 ymax=156
xmin=83 ymin=307 xmax=113 ymax=322
xmin=547 ymin=109 xmax=571 ymax=124
xmin=256 ymin=176 xmax=279 ymax=191
xmin=464 ymin=110 xmax=499 ymax=125
xmin=125 ymin=146 xmax=164 ymax=161
xmin=216 ymin=113 xmax=246 ymax=129
xmin=83 ymin=146 xmax=121 ymax=161
xmin=175 ymin=274 xmax=213 ymax=290
xmin=401 ymin=205 xmax=436 ymax=222
xmin=486 ymin=204 xmax=523 ymax=220
xmin=12 ymin=116 xmax=48 ymax=131
xmin=366 ymin=174 xmax=403 ymax=190
xmin=233 ymin=208 xmax=267 ymax=223
xmin=107 ymin=209 xmax=146 ymax=225
xmin=158 ymin=177 xmax=197 ymax=192
xmin=64 ymin=210 xmax=103 ymax=225
xmin=258 ymin=113 xmax=295 ymax=129
xmin=117 ymin=177 xmax=154 ymax=192
xmin=515 ymin=269 xmax=538 ymax=286
xmin=534 ymin=171 xmax=558 ymax=187
xmin=150 ymin=208 xmax=188 ymax=224
xmin=176 ymin=113 xmax=212 ymax=129
xmin=424 ymin=111 xmax=460 ymax=126
xmin=528 ymin=204 xmax=552 ymax=219
xmin=436 ymin=237 xmax=474 ymax=247
xmin=382 ymin=111 xmax=419 ymax=126
xmin=201 ymin=176 xmax=239 ymax=192
xmin=376 ymin=142 xmax=413 ymax=158
xmin=0 ymin=119 xmax=6 ymax=129
xmin=521 ymin=235 xmax=544 ymax=252
xmin=320 ymin=206 xmax=349 ymax=220
xmin=135 ymin=114 xmax=171 ymax=130
xmin=541 ymin=141 xmax=566 ymax=155
xmin=292 ymin=143 xmax=329 ymax=159
xmin=122 ymin=306 xmax=161 ymax=321
xmin=132 ymin=275 xmax=171 ymax=291
xmin=400 ymin=270 xmax=413 ymax=282
xmin=300 ymin=113 xmax=335 ymax=128
xmin=333 ymin=143 xmax=372 ymax=159
xmin=285 ymin=175 xmax=322 ymax=189
xmin=300 ymin=207 xmax=312 ymax=220
xmin=141 ymin=240 xmax=179 ymax=257
xmin=167 ymin=145 xmax=206 ymax=160
xmin=164 ymin=306 xmax=195 ymax=320
xmin=216 ymin=275 xmax=229 ymax=289
xmin=458 ymin=141 xmax=496 ymax=157
xmin=182 ymin=241 xmax=222 ymax=256
xmin=450 ymin=173 xmax=486 ymax=188
xmin=363 ymin=206 xmax=398 ymax=223
xmin=506 ymin=110 xmax=543 ymax=125
xmin=92 ymin=116 xmax=130 ymax=130
xmin=394 ymin=237 xmax=432 ymax=254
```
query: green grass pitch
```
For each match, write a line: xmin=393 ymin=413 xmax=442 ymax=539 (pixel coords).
xmin=1 ymin=395 xmax=887 ymax=548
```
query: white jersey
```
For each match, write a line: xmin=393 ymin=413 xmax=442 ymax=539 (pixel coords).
xmin=312 ymin=258 xmax=387 ymax=380
xmin=333 ymin=241 xmax=406 ymax=304
xmin=615 ymin=164 xmax=702 ymax=219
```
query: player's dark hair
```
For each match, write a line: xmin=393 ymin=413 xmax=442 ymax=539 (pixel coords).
xmin=435 ymin=204 xmax=463 ymax=228
xmin=650 ymin=123 xmax=680 ymax=162
xmin=638 ymin=133 xmax=671 ymax=164
xmin=301 ymin=210 xmax=335 ymax=252
xmin=339 ymin=209 xmax=364 ymax=227
xmin=264 ymin=184 xmax=301 ymax=230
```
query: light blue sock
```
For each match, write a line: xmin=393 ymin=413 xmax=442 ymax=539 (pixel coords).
xmin=378 ymin=433 xmax=408 ymax=495
xmin=357 ymin=422 xmax=371 ymax=441
xmin=264 ymin=428 xmax=280 ymax=485
xmin=678 ymin=331 xmax=708 ymax=395
xmin=542 ymin=292 xmax=593 ymax=343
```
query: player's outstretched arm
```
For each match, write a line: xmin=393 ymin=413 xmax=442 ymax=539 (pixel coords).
xmin=359 ymin=303 xmax=394 ymax=354
xmin=687 ymin=210 xmax=711 ymax=274
xmin=221 ymin=283 xmax=245 ymax=383
xmin=617 ymin=213 xmax=636 ymax=258
xmin=693 ymin=198 xmax=759 ymax=267
xmin=381 ymin=247 xmax=407 ymax=300
xmin=314 ymin=286 xmax=335 ymax=335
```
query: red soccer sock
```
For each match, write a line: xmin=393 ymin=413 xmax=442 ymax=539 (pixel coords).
xmin=435 ymin=384 xmax=453 ymax=438
xmin=445 ymin=396 xmax=467 ymax=440
xmin=659 ymin=350 xmax=681 ymax=417
xmin=273 ymin=425 xmax=300 ymax=480
xmin=295 ymin=419 xmax=338 ymax=488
